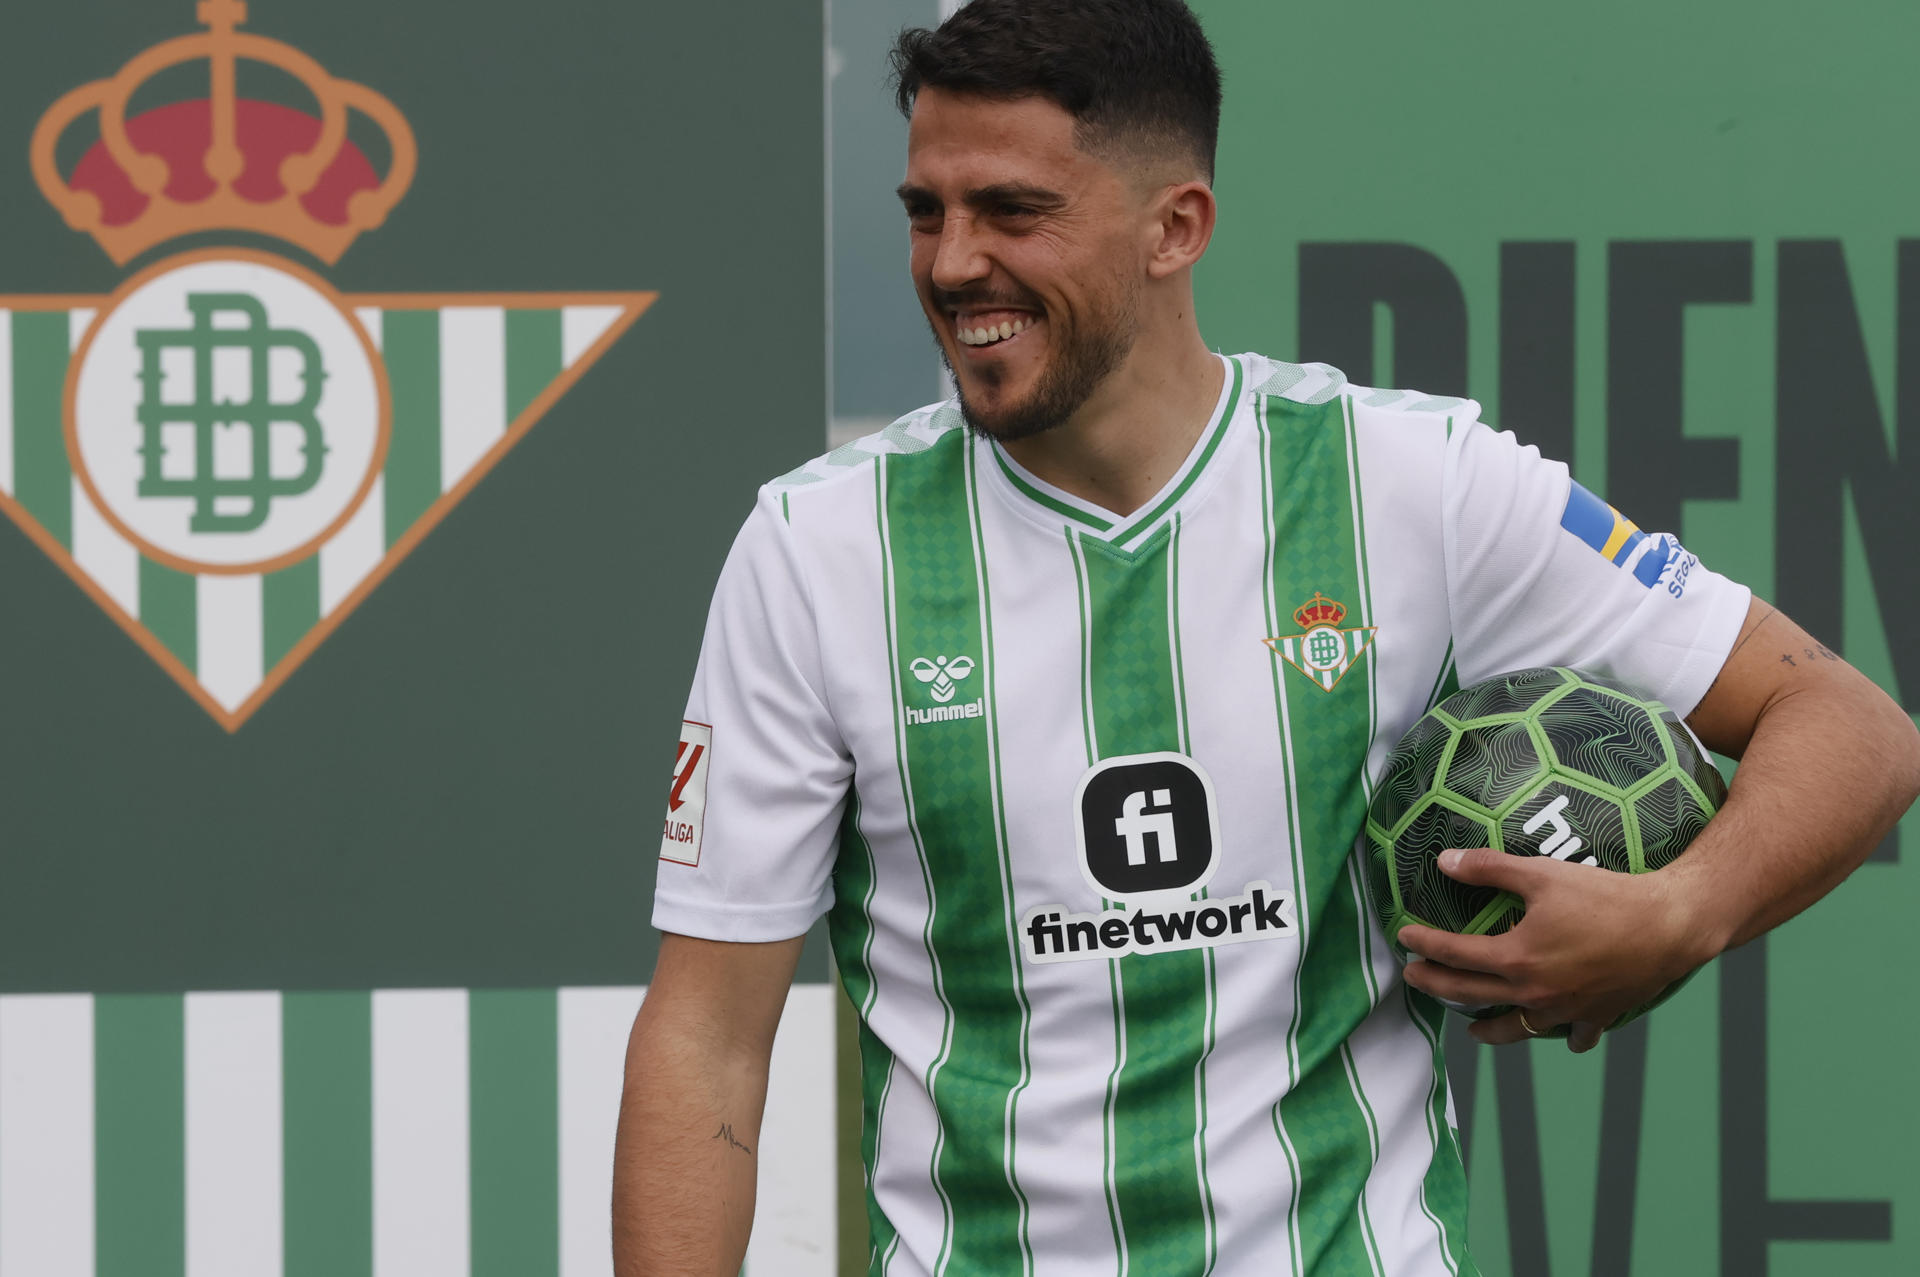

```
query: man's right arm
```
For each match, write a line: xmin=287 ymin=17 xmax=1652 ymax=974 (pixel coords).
xmin=612 ymin=931 xmax=806 ymax=1276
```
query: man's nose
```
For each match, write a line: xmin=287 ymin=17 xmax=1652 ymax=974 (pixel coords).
xmin=929 ymin=214 xmax=990 ymax=292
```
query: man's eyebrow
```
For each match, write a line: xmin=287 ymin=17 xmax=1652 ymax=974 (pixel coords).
xmin=894 ymin=182 xmax=1067 ymax=209
xmin=964 ymin=182 xmax=1067 ymax=209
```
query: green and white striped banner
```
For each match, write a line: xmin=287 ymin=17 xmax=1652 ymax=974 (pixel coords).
xmin=0 ymin=984 xmax=835 ymax=1277
xmin=0 ymin=294 xmax=649 ymax=729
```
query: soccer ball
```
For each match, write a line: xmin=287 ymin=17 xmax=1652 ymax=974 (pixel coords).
xmin=1363 ymin=666 xmax=1728 ymax=1023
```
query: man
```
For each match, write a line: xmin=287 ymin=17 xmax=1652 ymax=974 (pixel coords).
xmin=614 ymin=1 xmax=1920 ymax=1272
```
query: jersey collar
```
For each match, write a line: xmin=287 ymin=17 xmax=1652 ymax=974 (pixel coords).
xmin=986 ymin=353 xmax=1244 ymax=549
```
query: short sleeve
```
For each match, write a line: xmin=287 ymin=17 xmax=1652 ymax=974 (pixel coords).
xmin=651 ymin=488 xmax=852 ymax=941
xmin=1442 ymin=420 xmax=1751 ymax=717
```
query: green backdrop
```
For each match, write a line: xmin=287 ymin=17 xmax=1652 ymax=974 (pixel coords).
xmin=1191 ymin=1 xmax=1920 ymax=1273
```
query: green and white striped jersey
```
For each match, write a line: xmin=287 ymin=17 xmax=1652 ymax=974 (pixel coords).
xmin=654 ymin=353 xmax=1749 ymax=1276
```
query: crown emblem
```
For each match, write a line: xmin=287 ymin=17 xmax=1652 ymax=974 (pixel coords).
xmin=29 ymin=0 xmax=415 ymax=265
xmin=1292 ymin=591 xmax=1347 ymax=631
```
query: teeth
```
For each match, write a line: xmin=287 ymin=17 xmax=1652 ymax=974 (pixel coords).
xmin=958 ymin=317 xmax=1032 ymax=346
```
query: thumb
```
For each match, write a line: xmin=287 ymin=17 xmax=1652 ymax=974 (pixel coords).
xmin=1436 ymin=846 xmax=1541 ymax=894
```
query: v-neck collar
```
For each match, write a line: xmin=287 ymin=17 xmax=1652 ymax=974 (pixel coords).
xmin=986 ymin=353 xmax=1244 ymax=549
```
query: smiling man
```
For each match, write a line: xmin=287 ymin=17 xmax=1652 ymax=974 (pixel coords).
xmin=613 ymin=2 xmax=1920 ymax=1274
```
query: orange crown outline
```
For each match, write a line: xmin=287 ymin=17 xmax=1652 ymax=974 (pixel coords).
xmin=1292 ymin=592 xmax=1347 ymax=630
xmin=30 ymin=0 xmax=416 ymax=265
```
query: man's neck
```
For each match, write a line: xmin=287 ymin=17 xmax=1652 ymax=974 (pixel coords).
xmin=1000 ymin=332 xmax=1225 ymax=519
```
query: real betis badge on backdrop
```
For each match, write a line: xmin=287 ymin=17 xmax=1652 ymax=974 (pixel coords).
xmin=5 ymin=0 xmax=653 ymax=730
xmin=1266 ymin=591 xmax=1377 ymax=692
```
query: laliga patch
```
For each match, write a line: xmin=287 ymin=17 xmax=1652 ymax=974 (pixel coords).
xmin=659 ymin=721 xmax=712 ymax=866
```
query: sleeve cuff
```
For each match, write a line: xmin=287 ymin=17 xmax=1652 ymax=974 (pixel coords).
xmin=651 ymin=886 xmax=833 ymax=944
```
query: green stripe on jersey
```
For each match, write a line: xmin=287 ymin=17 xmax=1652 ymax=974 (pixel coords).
xmin=1258 ymin=394 xmax=1385 ymax=1275
xmin=826 ymin=795 xmax=902 ymax=1270
xmin=11 ymin=311 xmax=71 ymax=546
xmin=1406 ymin=989 xmax=1476 ymax=1275
xmin=1076 ymin=524 xmax=1213 ymax=1274
xmin=878 ymin=435 xmax=1031 ymax=1273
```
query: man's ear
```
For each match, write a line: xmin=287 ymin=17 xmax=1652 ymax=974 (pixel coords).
xmin=1146 ymin=181 xmax=1217 ymax=280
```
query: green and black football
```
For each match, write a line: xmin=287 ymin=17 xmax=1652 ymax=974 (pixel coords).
xmin=1365 ymin=666 xmax=1728 ymax=1022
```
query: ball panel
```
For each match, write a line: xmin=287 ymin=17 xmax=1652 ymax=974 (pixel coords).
xmin=1394 ymin=796 xmax=1501 ymax=934
xmin=1373 ymin=713 xmax=1456 ymax=837
xmin=1441 ymin=718 xmax=1549 ymax=812
xmin=1498 ymin=777 xmax=1634 ymax=874
xmin=1535 ymin=690 xmax=1666 ymax=794
xmin=1462 ymin=889 xmax=1523 ymax=936
xmin=1631 ymin=777 xmax=1716 ymax=872
xmin=1438 ymin=665 xmax=1571 ymax=723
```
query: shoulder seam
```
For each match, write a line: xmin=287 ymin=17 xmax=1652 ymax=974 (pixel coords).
xmin=769 ymin=401 xmax=966 ymax=492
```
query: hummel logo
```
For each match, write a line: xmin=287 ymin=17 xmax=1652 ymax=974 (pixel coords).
xmin=909 ymin=654 xmax=975 ymax=704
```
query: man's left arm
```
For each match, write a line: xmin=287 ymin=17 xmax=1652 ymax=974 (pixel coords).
xmin=1399 ymin=596 xmax=1920 ymax=1051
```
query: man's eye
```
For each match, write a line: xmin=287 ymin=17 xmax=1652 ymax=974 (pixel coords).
xmin=994 ymin=204 xmax=1036 ymax=218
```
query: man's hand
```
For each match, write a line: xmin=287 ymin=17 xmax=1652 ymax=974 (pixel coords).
xmin=1399 ymin=596 xmax=1920 ymax=1056
xmin=1397 ymin=847 xmax=1718 ymax=1052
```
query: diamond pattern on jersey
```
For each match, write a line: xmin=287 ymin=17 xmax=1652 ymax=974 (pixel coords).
xmin=1075 ymin=525 xmax=1214 ymax=1275
xmin=1258 ymin=392 xmax=1393 ymax=1275
xmin=869 ymin=432 xmax=1033 ymax=1274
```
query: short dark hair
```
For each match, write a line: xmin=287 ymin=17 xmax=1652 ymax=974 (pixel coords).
xmin=890 ymin=0 xmax=1222 ymax=182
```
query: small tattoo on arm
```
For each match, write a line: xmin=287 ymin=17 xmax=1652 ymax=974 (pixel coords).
xmin=1779 ymin=644 xmax=1839 ymax=669
xmin=713 ymin=1123 xmax=754 ymax=1156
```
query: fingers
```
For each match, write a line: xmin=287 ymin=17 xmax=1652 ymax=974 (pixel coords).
xmin=1467 ymin=1010 xmax=1537 ymax=1045
xmin=1567 ymin=1021 xmax=1605 ymax=1054
xmin=1400 ymin=956 xmax=1515 ymax=1009
xmin=1465 ymin=1009 xmax=1607 ymax=1053
xmin=1396 ymin=922 xmax=1511 ymax=974
xmin=1434 ymin=845 xmax=1554 ymax=892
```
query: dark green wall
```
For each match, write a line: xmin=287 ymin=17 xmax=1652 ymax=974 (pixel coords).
xmin=0 ymin=0 xmax=831 ymax=992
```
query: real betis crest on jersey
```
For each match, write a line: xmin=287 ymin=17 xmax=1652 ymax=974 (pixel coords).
xmin=1265 ymin=591 xmax=1377 ymax=691
xmin=6 ymin=0 xmax=652 ymax=729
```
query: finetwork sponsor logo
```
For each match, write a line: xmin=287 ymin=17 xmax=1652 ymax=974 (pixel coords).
xmin=1021 ymin=751 xmax=1296 ymax=964
xmin=1076 ymin=753 xmax=1219 ymax=899
xmin=1021 ymin=881 xmax=1296 ymax=964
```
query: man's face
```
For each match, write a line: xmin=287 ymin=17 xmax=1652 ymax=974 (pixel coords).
xmin=898 ymin=89 xmax=1146 ymax=441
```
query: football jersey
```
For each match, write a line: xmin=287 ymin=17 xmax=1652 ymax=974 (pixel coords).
xmin=653 ymin=353 xmax=1750 ymax=1277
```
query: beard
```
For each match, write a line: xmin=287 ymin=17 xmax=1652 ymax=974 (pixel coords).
xmin=933 ymin=279 xmax=1140 ymax=443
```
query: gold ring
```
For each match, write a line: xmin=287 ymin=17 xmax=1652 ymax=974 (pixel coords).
xmin=1517 ymin=1008 xmax=1544 ymax=1038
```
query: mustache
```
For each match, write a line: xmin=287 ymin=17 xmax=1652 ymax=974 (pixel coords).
xmin=932 ymin=286 xmax=1042 ymax=312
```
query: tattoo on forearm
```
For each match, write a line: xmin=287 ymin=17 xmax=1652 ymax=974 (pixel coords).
xmin=1778 ymin=644 xmax=1839 ymax=668
xmin=713 ymin=1123 xmax=754 ymax=1156
xmin=1727 ymin=605 xmax=1777 ymax=659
